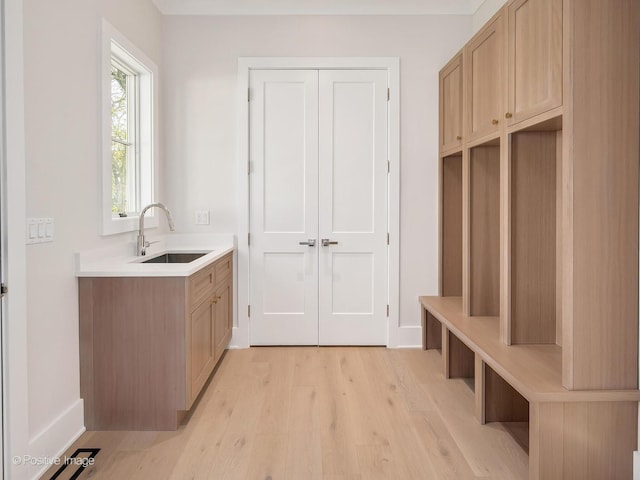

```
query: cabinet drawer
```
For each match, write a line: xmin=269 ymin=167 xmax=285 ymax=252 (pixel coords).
xmin=189 ymin=263 xmax=215 ymax=309
xmin=215 ymin=253 xmax=233 ymax=283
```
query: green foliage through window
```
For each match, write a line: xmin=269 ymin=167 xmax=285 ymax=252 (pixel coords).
xmin=111 ymin=63 xmax=132 ymax=214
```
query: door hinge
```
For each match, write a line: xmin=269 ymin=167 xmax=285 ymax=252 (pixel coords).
xmin=387 ymin=232 xmax=390 ymax=245
xmin=248 ymin=233 xmax=251 ymax=246
xmin=248 ymin=88 xmax=250 ymax=102
xmin=0 ymin=283 xmax=7 ymax=297
xmin=387 ymin=87 xmax=390 ymax=101
xmin=248 ymin=305 xmax=251 ymax=317
xmin=248 ymin=161 xmax=251 ymax=175
xmin=387 ymin=160 xmax=390 ymax=173
xmin=386 ymin=304 xmax=390 ymax=317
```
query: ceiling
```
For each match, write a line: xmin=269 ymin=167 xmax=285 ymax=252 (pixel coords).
xmin=152 ymin=0 xmax=486 ymax=16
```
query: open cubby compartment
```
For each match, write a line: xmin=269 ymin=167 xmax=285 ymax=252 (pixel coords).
xmin=510 ymin=130 xmax=562 ymax=345
xmin=445 ymin=331 xmax=475 ymax=390
xmin=469 ymin=143 xmax=500 ymax=316
xmin=441 ymin=154 xmax=463 ymax=297
xmin=423 ymin=310 xmax=443 ymax=352
xmin=481 ymin=362 xmax=530 ymax=454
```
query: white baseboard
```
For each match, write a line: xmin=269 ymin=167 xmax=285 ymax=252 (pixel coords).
xmin=388 ymin=325 xmax=422 ymax=348
xmin=24 ymin=399 xmax=85 ymax=480
xmin=229 ymin=325 xmax=423 ymax=349
xmin=229 ymin=325 xmax=249 ymax=349
xmin=634 ymin=451 xmax=640 ymax=480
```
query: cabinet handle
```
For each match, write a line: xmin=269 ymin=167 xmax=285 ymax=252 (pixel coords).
xmin=211 ymin=295 xmax=221 ymax=305
xmin=492 ymin=119 xmax=499 ymax=125
xmin=505 ymin=112 xmax=513 ymax=119
xmin=456 ymin=135 xmax=462 ymax=140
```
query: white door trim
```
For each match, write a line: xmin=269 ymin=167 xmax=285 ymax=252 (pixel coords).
xmin=234 ymin=57 xmax=400 ymax=348
xmin=3 ymin=0 xmax=30 ymax=478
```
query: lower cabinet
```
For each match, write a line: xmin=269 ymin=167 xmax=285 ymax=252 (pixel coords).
xmin=213 ymin=277 xmax=233 ymax=363
xmin=189 ymin=296 xmax=216 ymax=405
xmin=188 ymin=263 xmax=233 ymax=406
xmin=79 ymin=252 xmax=234 ymax=431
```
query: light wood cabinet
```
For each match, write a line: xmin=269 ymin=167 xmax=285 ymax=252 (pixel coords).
xmin=506 ymin=0 xmax=562 ymax=125
xmin=186 ymin=254 xmax=233 ymax=405
xmin=188 ymin=290 xmax=216 ymax=404
xmin=439 ymin=54 xmax=463 ymax=153
xmin=464 ymin=13 xmax=504 ymax=141
xmin=79 ymin=252 xmax=234 ymax=430
xmin=435 ymin=0 xmax=639 ymax=477
xmin=213 ymin=277 xmax=233 ymax=362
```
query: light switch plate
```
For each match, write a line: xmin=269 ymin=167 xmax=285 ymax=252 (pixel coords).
xmin=195 ymin=210 xmax=210 ymax=225
xmin=26 ymin=218 xmax=54 ymax=244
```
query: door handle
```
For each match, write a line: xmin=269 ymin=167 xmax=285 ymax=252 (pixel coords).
xmin=299 ymin=239 xmax=316 ymax=247
xmin=321 ymin=239 xmax=338 ymax=247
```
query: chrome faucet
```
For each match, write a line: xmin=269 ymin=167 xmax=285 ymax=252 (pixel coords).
xmin=137 ymin=202 xmax=176 ymax=256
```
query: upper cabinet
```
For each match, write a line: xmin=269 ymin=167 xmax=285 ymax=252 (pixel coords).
xmin=506 ymin=0 xmax=563 ymax=125
xmin=465 ymin=13 xmax=505 ymax=141
xmin=439 ymin=53 xmax=463 ymax=153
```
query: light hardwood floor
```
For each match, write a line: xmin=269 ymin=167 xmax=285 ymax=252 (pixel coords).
xmin=44 ymin=347 xmax=528 ymax=479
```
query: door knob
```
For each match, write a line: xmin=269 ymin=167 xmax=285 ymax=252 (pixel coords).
xmin=321 ymin=239 xmax=338 ymax=247
xmin=299 ymin=239 xmax=316 ymax=247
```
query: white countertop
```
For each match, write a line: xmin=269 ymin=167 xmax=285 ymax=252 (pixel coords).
xmin=74 ymin=233 xmax=235 ymax=277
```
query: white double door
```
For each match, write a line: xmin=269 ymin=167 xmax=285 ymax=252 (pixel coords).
xmin=249 ymin=69 xmax=389 ymax=346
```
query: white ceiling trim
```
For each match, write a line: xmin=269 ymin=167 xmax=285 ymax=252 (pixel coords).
xmin=152 ymin=0 xmax=485 ymax=16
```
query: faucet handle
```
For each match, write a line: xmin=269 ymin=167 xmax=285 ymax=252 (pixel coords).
xmin=144 ymin=240 xmax=160 ymax=248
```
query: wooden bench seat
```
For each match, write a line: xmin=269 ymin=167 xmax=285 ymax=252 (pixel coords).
xmin=419 ymin=296 xmax=640 ymax=403
xmin=419 ymin=295 xmax=640 ymax=480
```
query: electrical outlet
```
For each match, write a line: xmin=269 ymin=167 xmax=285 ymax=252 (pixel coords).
xmin=195 ymin=210 xmax=210 ymax=225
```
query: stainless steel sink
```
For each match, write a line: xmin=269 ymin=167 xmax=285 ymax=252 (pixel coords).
xmin=141 ymin=252 xmax=208 ymax=264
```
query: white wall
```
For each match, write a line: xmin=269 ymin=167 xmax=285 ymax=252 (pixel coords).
xmin=9 ymin=9 xmax=475 ymax=477
xmin=162 ymin=15 xmax=472 ymax=342
xmin=18 ymin=0 xmax=162 ymax=478
xmin=473 ymin=0 xmax=508 ymax=33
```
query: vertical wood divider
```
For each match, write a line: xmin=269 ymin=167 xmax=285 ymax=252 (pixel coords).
xmin=438 ymin=156 xmax=444 ymax=297
xmin=555 ymin=130 xmax=563 ymax=346
xmin=461 ymin=147 xmax=471 ymax=315
xmin=474 ymin=354 xmax=486 ymax=424
xmin=561 ymin=0 xmax=574 ymax=390
xmin=500 ymin=133 xmax=511 ymax=344
xmin=420 ymin=306 xmax=426 ymax=349
xmin=442 ymin=325 xmax=450 ymax=378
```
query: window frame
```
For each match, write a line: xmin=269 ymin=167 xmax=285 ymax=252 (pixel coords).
xmin=100 ymin=19 xmax=158 ymax=235
xmin=110 ymin=57 xmax=138 ymax=216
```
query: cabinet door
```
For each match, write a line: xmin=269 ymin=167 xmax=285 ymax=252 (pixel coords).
xmin=465 ymin=14 xmax=504 ymax=141
xmin=507 ymin=0 xmax=562 ymax=125
xmin=189 ymin=297 xmax=215 ymax=404
xmin=213 ymin=278 xmax=233 ymax=362
xmin=440 ymin=54 xmax=463 ymax=152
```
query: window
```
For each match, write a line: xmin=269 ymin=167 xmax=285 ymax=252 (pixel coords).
xmin=110 ymin=59 xmax=137 ymax=216
xmin=101 ymin=20 xmax=158 ymax=235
